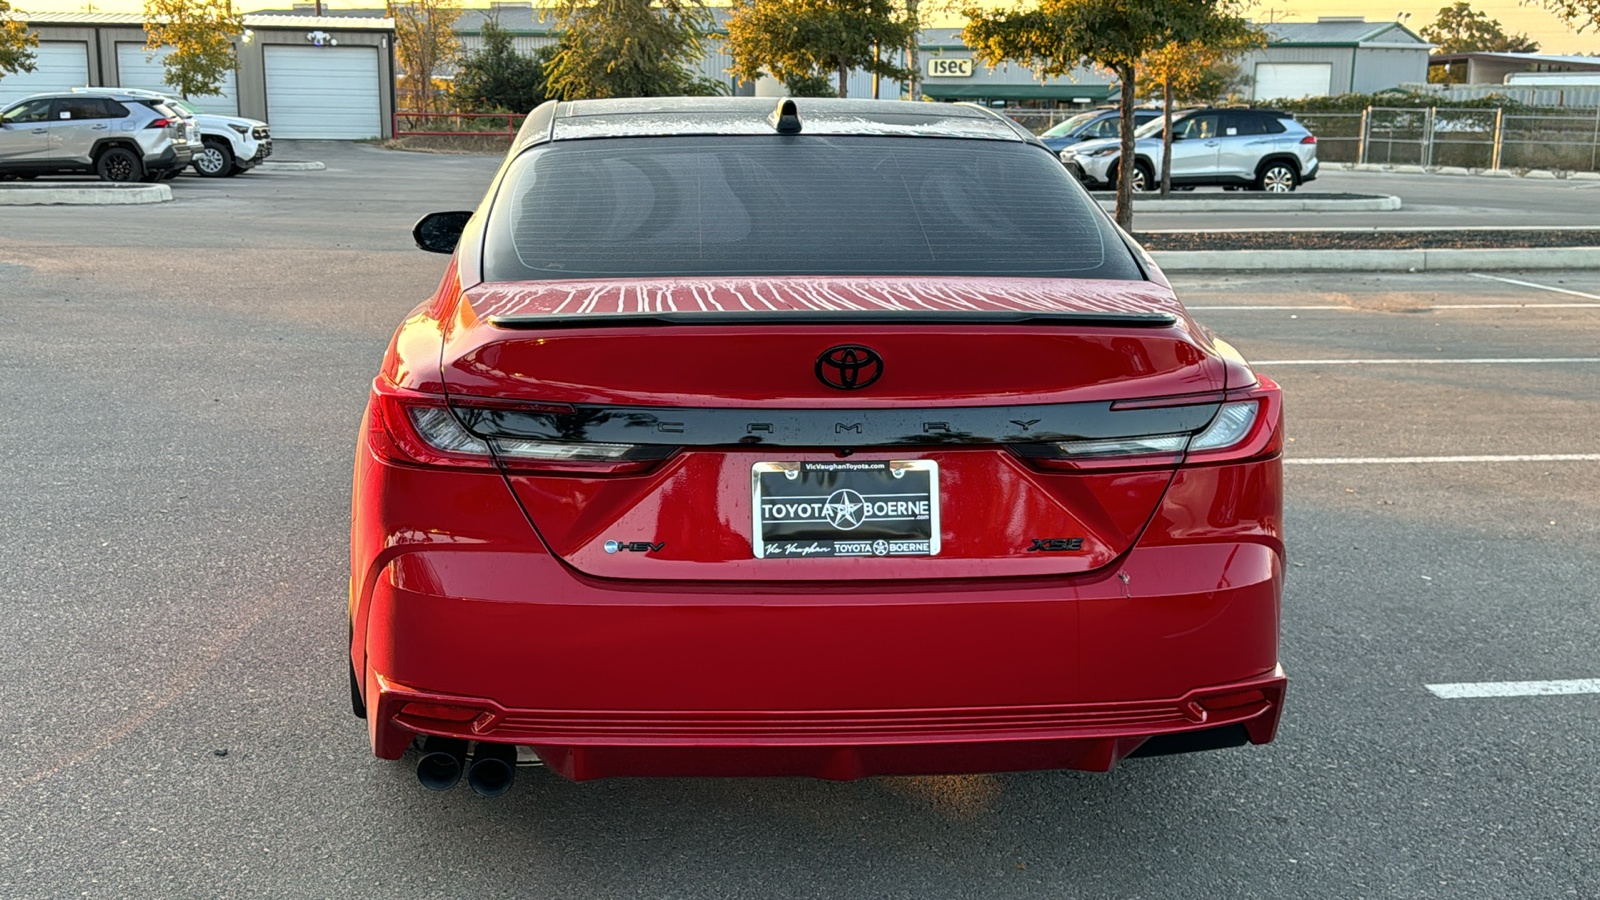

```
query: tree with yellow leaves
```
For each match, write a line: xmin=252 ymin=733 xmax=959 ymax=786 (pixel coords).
xmin=1 ymin=0 xmax=39 ymax=88
xmin=142 ymin=0 xmax=244 ymax=99
xmin=1139 ymin=18 xmax=1264 ymax=196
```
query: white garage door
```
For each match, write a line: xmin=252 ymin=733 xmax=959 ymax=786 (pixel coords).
xmin=0 ymin=42 xmax=90 ymax=106
xmin=115 ymin=44 xmax=239 ymax=115
xmin=264 ymin=45 xmax=382 ymax=139
xmin=1254 ymin=63 xmax=1333 ymax=101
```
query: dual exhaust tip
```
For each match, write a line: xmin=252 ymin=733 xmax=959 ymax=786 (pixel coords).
xmin=416 ymin=737 xmax=519 ymax=797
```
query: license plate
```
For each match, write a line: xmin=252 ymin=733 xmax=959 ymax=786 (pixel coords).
xmin=751 ymin=460 xmax=939 ymax=559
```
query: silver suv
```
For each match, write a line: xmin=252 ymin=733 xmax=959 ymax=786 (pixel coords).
xmin=0 ymin=91 xmax=194 ymax=183
xmin=1060 ymin=108 xmax=1319 ymax=193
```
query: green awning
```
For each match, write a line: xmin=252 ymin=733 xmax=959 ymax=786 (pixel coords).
xmin=918 ymin=84 xmax=1118 ymax=101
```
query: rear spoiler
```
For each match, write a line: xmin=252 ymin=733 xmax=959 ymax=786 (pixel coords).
xmin=484 ymin=310 xmax=1179 ymax=329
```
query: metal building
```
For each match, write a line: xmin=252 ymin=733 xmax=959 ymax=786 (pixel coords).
xmin=1 ymin=12 xmax=398 ymax=139
xmin=1240 ymin=17 xmax=1432 ymax=101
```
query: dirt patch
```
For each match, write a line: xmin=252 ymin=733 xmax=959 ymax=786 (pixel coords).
xmin=383 ymin=136 xmax=509 ymax=156
xmin=1135 ymin=230 xmax=1600 ymax=251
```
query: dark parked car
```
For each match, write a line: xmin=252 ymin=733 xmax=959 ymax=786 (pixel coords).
xmin=1037 ymin=107 xmax=1164 ymax=153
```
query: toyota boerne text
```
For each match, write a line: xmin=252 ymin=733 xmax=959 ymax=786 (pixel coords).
xmin=350 ymin=97 xmax=1286 ymax=796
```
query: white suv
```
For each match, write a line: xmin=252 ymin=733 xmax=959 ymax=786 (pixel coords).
xmin=1061 ymin=108 xmax=1320 ymax=193
xmin=81 ymin=88 xmax=272 ymax=177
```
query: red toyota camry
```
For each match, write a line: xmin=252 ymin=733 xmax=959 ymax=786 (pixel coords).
xmin=350 ymin=97 xmax=1285 ymax=796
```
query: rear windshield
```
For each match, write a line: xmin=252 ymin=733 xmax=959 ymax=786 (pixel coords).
xmin=482 ymin=135 xmax=1141 ymax=282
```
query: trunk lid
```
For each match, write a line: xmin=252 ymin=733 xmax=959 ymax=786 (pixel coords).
xmin=442 ymin=277 xmax=1223 ymax=582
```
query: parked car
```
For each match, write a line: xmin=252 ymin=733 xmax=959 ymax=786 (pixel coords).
xmin=1061 ymin=107 xmax=1319 ymax=192
xmin=78 ymin=88 xmax=272 ymax=177
xmin=350 ymin=97 xmax=1286 ymax=794
xmin=0 ymin=91 xmax=192 ymax=182
xmin=1037 ymin=107 xmax=1163 ymax=153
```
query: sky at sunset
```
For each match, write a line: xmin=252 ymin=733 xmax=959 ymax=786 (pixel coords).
xmin=12 ymin=0 xmax=1598 ymax=54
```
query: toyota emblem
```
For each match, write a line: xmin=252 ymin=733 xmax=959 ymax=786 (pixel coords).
xmin=815 ymin=345 xmax=883 ymax=390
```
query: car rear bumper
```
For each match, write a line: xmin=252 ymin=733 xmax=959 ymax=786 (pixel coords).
xmin=358 ymin=529 xmax=1284 ymax=777
xmin=370 ymin=665 xmax=1285 ymax=779
xmin=144 ymin=145 xmax=191 ymax=173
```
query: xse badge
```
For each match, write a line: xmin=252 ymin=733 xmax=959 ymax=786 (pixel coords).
xmin=1027 ymin=538 xmax=1085 ymax=552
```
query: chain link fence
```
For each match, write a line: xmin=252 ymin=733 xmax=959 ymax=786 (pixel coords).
xmin=1297 ymin=106 xmax=1600 ymax=173
xmin=999 ymin=108 xmax=1090 ymax=134
xmin=873 ymin=105 xmax=1600 ymax=173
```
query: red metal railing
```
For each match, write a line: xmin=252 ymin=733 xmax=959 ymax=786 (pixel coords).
xmin=394 ymin=111 xmax=529 ymax=140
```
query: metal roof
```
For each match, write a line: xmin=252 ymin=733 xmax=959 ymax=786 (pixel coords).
xmin=515 ymin=97 xmax=1035 ymax=152
xmin=16 ymin=10 xmax=392 ymax=29
xmin=1428 ymin=51 xmax=1600 ymax=68
xmin=1265 ymin=19 xmax=1429 ymax=47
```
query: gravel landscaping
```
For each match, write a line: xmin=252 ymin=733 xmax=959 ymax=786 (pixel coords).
xmin=1136 ymin=229 xmax=1600 ymax=251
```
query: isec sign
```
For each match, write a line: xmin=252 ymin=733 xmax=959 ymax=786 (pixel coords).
xmin=926 ymin=57 xmax=973 ymax=78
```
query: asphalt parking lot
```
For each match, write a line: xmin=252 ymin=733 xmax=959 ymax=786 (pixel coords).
xmin=2 ymin=142 xmax=1598 ymax=898
xmin=1137 ymin=168 xmax=1600 ymax=231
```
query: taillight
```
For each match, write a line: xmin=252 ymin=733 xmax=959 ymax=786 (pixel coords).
xmin=1014 ymin=379 xmax=1281 ymax=471
xmin=1299 ymin=135 xmax=1317 ymax=145
xmin=146 ymin=118 xmax=173 ymax=129
xmin=367 ymin=379 xmax=673 ymax=474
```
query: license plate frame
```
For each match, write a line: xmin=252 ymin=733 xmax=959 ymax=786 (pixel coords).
xmin=751 ymin=460 xmax=940 ymax=559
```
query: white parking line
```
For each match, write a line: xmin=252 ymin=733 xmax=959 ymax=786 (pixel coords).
xmin=1191 ymin=303 xmax=1600 ymax=312
xmin=1468 ymin=273 xmax=1600 ymax=301
xmin=1257 ymin=357 xmax=1600 ymax=365
xmin=1187 ymin=305 xmax=1351 ymax=311
xmin=1427 ymin=679 xmax=1600 ymax=699
xmin=1286 ymin=454 xmax=1600 ymax=465
xmin=1429 ymin=303 xmax=1600 ymax=309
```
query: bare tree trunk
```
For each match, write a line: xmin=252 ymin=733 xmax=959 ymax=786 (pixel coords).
xmin=1160 ymin=76 xmax=1173 ymax=197
xmin=873 ymin=42 xmax=880 ymax=99
xmin=906 ymin=0 xmax=919 ymax=99
xmin=1113 ymin=65 xmax=1136 ymax=231
xmin=838 ymin=60 xmax=848 ymax=98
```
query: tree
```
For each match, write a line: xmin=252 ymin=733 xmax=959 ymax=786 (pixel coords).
xmin=1541 ymin=0 xmax=1600 ymax=34
xmin=1422 ymin=2 xmax=1539 ymax=52
xmin=544 ymin=0 xmax=721 ymax=100
xmin=963 ymin=0 xmax=1227 ymax=229
xmin=454 ymin=20 xmax=553 ymax=113
xmin=725 ymin=0 xmax=917 ymax=98
xmin=1138 ymin=13 xmax=1264 ymax=195
xmin=0 ymin=0 xmax=38 ymax=87
xmin=389 ymin=0 xmax=461 ymax=115
xmin=141 ymin=0 xmax=243 ymax=99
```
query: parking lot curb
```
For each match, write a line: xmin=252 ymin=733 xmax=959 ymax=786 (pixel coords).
xmin=1149 ymin=246 xmax=1600 ymax=272
xmin=257 ymin=161 xmax=326 ymax=171
xmin=1332 ymin=162 xmax=1599 ymax=181
xmin=1099 ymin=195 xmax=1401 ymax=213
xmin=0 ymin=183 xmax=172 ymax=205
